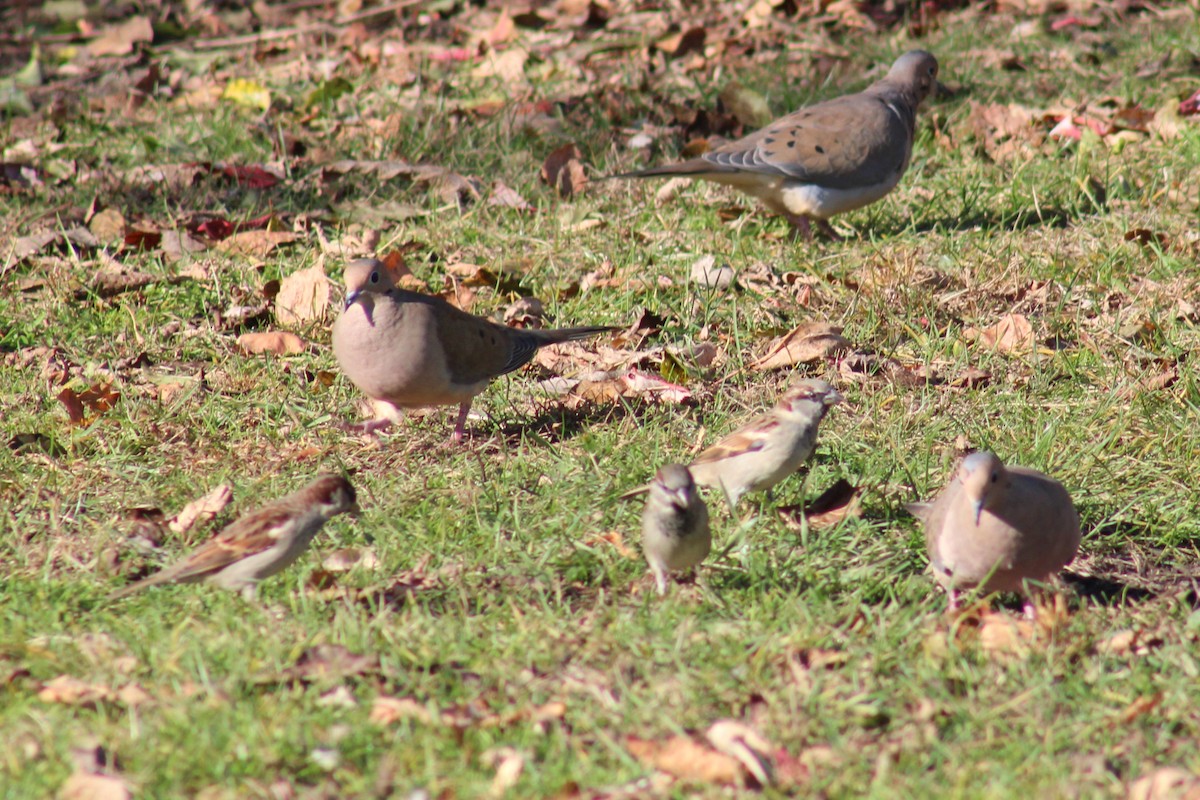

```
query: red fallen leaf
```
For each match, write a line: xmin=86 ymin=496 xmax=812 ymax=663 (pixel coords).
xmin=1180 ymin=88 xmax=1200 ymax=116
xmin=123 ymin=227 xmax=162 ymax=250
xmin=57 ymin=387 xmax=86 ymax=424
xmin=191 ymin=213 xmax=279 ymax=241
xmin=1050 ymin=14 xmax=1100 ymax=30
xmin=219 ymin=164 xmax=280 ymax=189
xmin=58 ymin=382 xmax=120 ymax=424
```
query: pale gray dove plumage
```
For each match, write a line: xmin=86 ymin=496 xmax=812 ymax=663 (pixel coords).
xmin=612 ymin=50 xmax=939 ymax=240
xmin=908 ymin=451 xmax=1081 ymax=617
xmin=641 ymin=463 xmax=712 ymax=595
xmin=332 ymin=258 xmax=614 ymax=441
xmin=109 ymin=474 xmax=358 ymax=600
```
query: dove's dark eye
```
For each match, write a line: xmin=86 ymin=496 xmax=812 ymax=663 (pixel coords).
xmin=370 ymin=271 xmax=380 ymax=284
xmin=991 ymin=472 xmax=999 ymax=483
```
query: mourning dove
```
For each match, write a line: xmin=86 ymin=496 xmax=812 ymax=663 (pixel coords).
xmin=332 ymin=258 xmax=615 ymax=441
xmin=109 ymin=474 xmax=358 ymax=600
xmin=908 ymin=451 xmax=1081 ymax=617
xmin=622 ymin=379 xmax=842 ymax=509
xmin=641 ymin=464 xmax=711 ymax=595
xmin=611 ymin=50 xmax=939 ymax=240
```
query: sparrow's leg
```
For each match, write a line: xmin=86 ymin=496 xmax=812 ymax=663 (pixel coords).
xmin=816 ymin=218 xmax=843 ymax=241
xmin=785 ymin=213 xmax=814 ymax=242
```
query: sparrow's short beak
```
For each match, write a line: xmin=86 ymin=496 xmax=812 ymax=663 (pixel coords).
xmin=343 ymin=290 xmax=361 ymax=310
xmin=824 ymin=389 xmax=844 ymax=406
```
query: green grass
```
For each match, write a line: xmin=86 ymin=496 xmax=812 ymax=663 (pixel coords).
xmin=3 ymin=2 xmax=1200 ymax=797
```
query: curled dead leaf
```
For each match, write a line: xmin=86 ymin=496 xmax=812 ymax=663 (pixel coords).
xmin=777 ymin=478 xmax=861 ymax=530
xmin=168 ymin=483 xmax=233 ymax=534
xmin=751 ymin=321 xmax=850 ymax=371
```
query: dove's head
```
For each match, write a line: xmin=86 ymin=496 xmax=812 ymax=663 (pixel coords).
xmin=776 ymin=379 xmax=843 ymax=421
xmin=957 ymin=451 xmax=1006 ymax=525
xmin=308 ymin=473 xmax=360 ymax=519
xmin=342 ymin=258 xmax=397 ymax=310
xmin=651 ymin=464 xmax=700 ymax=511
xmin=889 ymin=50 xmax=939 ymax=104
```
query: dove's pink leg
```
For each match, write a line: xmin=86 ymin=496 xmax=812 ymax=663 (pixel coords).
xmin=947 ymin=588 xmax=960 ymax=612
xmin=452 ymin=402 xmax=471 ymax=443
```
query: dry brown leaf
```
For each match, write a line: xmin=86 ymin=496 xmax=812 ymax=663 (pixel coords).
xmin=236 ymin=331 xmax=307 ymax=356
xmin=216 ymin=230 xmax=298 ymax=259
xmin=777 ymin=478 xmax=861 ymax=530
xmin=87 ymin=16 xmax=153 ymax=56
xmin=489 ymin=180 xmax=535 ymax=211
xmin=275 ymin=264 xmax=330 ymax=325
xmin=751 ymin=321 xmax=849 ymax=371
xmin=57 ymin=383 xmax=119 ymax=424
xmin=472 ymin=47 xmax=529 ymax=85
xmin=371 ymin=695 xmax=436 ymax=725
xmin=322 ymin=547 xmax=380 ymax=572
xmin=950 ymin=367 xmax=992 ymax=389
xmin=584 ymin=529 xmax=636 ymax=559
xmin=541 ymin=143 xmax=587 ymax=198
xmin=626 ymin=734 xmax=744 ymax=785
xmin=38 ymin=675 xmax=110 ymax=707
xmin=168 ymin=483 xmax=233 ymax=534
xmin=281 ymin=645 xmax=379 ymax=683
xmin=964 ymin=313 xmax=1035 ymax=354
xmin=484 ymin=747 xmax=525 ymax=797
xmin=706 ymin=721 xmax=774 ymax=787
xmin=978 ymin=613 xmax=1034 ymax=659
xmin=1116 ymin=693 xmax=1164 ymax=727
xmin=1097 ymin=629 xmax=1165 ymax=658
xmin=88 ymin=209 xmax=127 ymax=242
xmin=59 ymin=771 xmax=133 ymax=800
xmin=1127 ymin=766 xmax=1200 ymax=800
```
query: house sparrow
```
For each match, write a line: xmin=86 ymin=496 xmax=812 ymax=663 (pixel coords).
xmin=908 ymin=451 xmax=1081 ymax=618
xmin=608 ymin=51 xmax=938 ymax=240
xmin=687 ymin=379 xmax=842 ymax=509
xmin=641 ymin=464 xmax=711 ymax=595
xmin=108 ymin=473 xmax=358 ymax=600
xmin=332 ymin=258 xmax=615 ymax=442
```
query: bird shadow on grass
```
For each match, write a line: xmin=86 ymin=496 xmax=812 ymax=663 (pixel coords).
xmin=1064 ymin=526 xmax=1200 ymax=607
xmin=491 ymin=397 xmax=665 ymax=447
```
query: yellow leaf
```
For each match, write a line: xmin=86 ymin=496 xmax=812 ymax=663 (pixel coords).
xmin=222 ymin=79 xmax=271 ymax=111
